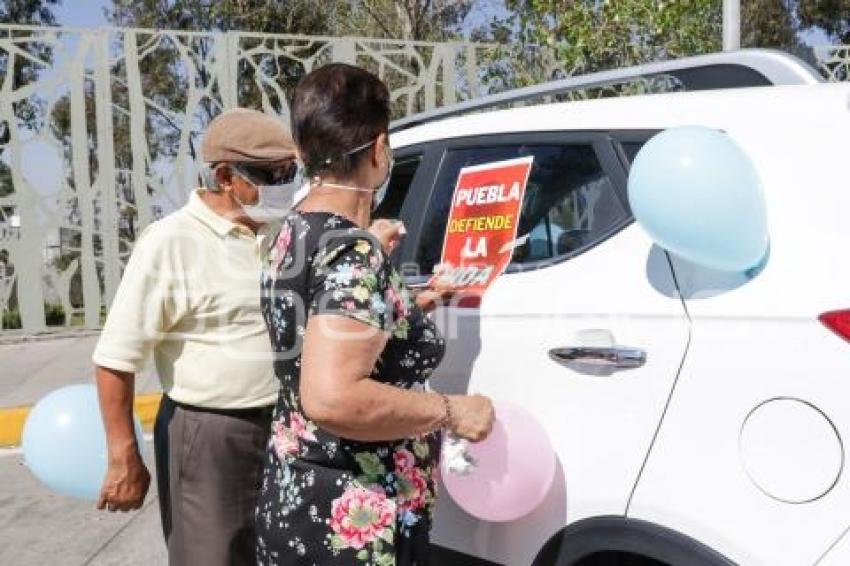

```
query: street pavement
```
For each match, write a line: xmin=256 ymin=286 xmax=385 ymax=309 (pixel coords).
xmin=0 ymin=442 xmax=166 ymax=566
xmin=0 ymin=332 xmax=165 ymax=565
xmin=0 ymin=331 xmax=161 ymax=408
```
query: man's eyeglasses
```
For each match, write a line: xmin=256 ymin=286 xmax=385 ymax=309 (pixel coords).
xmin=232 ymin=162 xmax=298 ymax=186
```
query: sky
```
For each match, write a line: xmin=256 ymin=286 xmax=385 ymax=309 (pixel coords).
xmin=54 ymin=1 xmax=109 ymax=29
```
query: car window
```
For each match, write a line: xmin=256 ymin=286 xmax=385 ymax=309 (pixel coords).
xmin=620 ymin=142 xmax=644 ymax=164
xmin=373 ymin=154 xmax=422 ymax=220
xmin=415 ymin=143 xmax=629 ymax=276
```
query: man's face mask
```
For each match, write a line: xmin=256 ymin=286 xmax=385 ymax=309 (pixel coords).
xmin=231 ymin=162 xmax=304 ymax=223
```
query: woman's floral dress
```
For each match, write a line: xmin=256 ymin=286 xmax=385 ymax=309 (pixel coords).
xmin=256 ymin=211 xmax=446 ymax=565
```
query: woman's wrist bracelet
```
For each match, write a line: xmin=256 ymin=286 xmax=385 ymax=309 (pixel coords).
xmin=437 ymin=393 xmax=453 ymax=431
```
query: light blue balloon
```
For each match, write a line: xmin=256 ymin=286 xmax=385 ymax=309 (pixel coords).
xmin=628 ymin=126 xmax=769 ymax=272
xmin=22 ymin=384 xmax=144 ymax=501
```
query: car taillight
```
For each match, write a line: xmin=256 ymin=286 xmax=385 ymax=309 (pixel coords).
xmin=819 ymin=310 xmax=850 ymax=342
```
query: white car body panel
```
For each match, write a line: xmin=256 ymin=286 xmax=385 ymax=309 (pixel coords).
xmin=818 ymin=526 xmax=850 ymax=566
xmin=628 ymin=88 xmax=850 ymax=565
xmin=429 ymin=224 xmax=688 ymax=564
xmin=392 ymin=83 xmax=850 ymax=565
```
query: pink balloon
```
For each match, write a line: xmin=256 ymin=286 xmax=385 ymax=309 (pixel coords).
xmin=440 ymin=400 xmax=556 ymax=522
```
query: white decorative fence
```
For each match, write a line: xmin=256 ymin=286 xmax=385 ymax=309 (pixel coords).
xmin=816 ymin=45 xmax=850 ymax=81
xmin=0 ymin=23 xmax=845 ymax=333
xmin=0 ymin=25 xmax=492 ymax=332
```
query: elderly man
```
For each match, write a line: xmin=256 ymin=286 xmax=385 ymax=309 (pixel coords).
xmin=92 ymin=108 xmax=299 ymax=565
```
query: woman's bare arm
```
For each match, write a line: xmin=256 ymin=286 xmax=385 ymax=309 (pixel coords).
xmin=300 ymin=314 xmax=492 ymax=442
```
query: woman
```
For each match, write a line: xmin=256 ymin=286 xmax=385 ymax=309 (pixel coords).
xmin=255 ymin=63 xmax=494 ymax=565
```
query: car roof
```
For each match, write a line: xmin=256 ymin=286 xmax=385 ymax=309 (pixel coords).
xmin=391 ymin=82 xmax=850 ymax=148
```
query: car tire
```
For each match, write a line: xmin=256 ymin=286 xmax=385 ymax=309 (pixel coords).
xmin=533 ymin=517 xmax=736 ymax=566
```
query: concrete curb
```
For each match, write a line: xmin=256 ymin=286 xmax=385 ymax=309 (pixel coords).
xmin=0 ymin=392 xmax=163 ymax=448
xmin=0 ymin=329 xmax=102 ymax=346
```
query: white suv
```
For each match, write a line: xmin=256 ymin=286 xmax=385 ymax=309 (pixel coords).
xmin=378 ymin=50 xmax=850 ymax=566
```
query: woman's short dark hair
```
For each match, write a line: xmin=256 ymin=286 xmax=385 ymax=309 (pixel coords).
xmin=290 ymin=63 xmax=390 ymax=178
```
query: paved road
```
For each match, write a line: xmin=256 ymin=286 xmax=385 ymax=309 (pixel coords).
xmin=0 ymin=332 xmax=161 ymax=408
xmin=0 ymin=334 xmax=163 ymax=564
xmin=0 ymin=442 xmax=166 ymax=566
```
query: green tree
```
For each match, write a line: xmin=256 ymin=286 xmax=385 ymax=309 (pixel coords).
xmin=109 ymin=0 xmax=473 ymax=41
xmin=799 ymin=0 xmax=850 ymax=43
xmin=503 ymin=0 xmax=721 ymax=77
xmin=0 ymin=1 xmax=61 ymax=327
xmin=742 ymin=0 xmax=799 ymax=49
xmin=0 ymin=0 xmax=60 ymax=131
xmin=330 ymin=1 xmax=476 ymax=114
xmin=477 ymin=1 xmax=815 ymax=92
xmin=0 ymin=0 xmax=61 ymax=197
xmin=471 ymin=0 xmax=723 ymax=92
xmin=333 ymin=1 xmax=474 ymax=41
xmin=0 ymin=0 xmax=58 ymax=25
xmin=106 ymin=1 xmax=347 ymax=126
xmin=108 ymin=0 xmax=337 ymax=34
xmin=105 ymin=1 xmax=476 ymax=121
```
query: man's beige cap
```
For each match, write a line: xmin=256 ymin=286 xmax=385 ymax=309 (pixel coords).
xmin=202 ymin=108 xmax=296 ymax=165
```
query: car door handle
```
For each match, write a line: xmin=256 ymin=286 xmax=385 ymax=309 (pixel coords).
xmin=548 ymin=346 xmax=647 ymax=370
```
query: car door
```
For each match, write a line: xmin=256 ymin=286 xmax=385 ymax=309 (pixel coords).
xmin=390 ymin=132 xmax=690 ymax=565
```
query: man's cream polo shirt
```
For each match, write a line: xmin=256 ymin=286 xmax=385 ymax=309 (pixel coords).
xmin=92 ymin=190 xmax=278 ymax=409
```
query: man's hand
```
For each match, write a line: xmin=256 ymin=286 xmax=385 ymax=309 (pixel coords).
xmin=96 ymin=444 xmax=150 ymax=512
xmin=95 ymin=366 xmax=149 ymax=512
xmin=368 ymin=219 xmax=405 ymax=255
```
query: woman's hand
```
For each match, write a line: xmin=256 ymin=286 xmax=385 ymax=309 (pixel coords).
xmin=368 ymin=219 xmax=405 ymax=255
xmin=413 ymin=281 xmax=461 ymax=312
xmin=448 ymin=394 xmax=495 ymax=442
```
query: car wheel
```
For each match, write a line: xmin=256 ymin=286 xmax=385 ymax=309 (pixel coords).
xmin=571 ymin=551 xmax=669 ymax=566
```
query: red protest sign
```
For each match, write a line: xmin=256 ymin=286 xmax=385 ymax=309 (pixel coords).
xmin=430 ymin=156 xmax=533 ymax=294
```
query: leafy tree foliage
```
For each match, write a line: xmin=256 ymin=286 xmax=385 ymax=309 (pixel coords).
xmin=799 ymin=0 xmax=850 ymax=43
